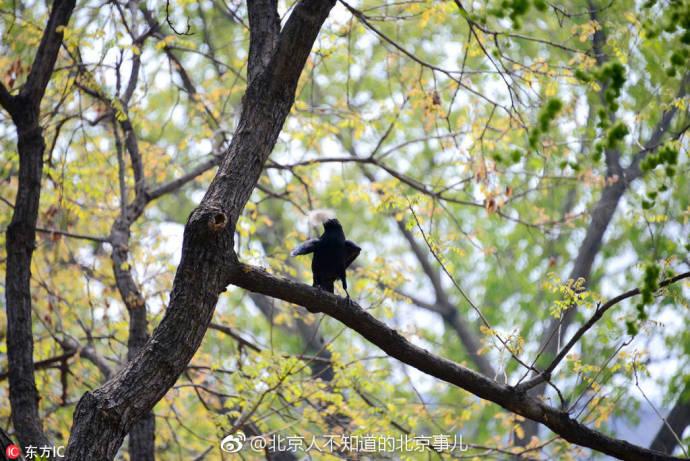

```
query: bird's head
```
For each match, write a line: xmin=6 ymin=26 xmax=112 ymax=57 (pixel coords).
xmin=323 ymin=218 xmax=342 ymax=231
xmin=308 ymin=209 xmax=336 ymax=227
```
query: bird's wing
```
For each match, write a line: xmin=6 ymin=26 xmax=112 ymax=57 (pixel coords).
xmin=290 ymin=239 xmax=320 ymax=256
xmin=344 ymin=240 xmax=361 ymax=268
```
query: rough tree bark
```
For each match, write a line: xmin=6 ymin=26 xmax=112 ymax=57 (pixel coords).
xmin=64 ymin=1 xmax=336 ymax=458
xmin=0 ymin=0 xmax=76 ymax=450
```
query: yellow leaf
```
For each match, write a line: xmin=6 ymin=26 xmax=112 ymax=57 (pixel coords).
xmin=514 ymin=424 xmax=525 ymax=439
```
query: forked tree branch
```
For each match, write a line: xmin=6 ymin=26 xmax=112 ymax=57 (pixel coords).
xmin=518 ymin=271 xmax=690 ymax=391
xmin=228 ymin=262 xmax=687 ymax=461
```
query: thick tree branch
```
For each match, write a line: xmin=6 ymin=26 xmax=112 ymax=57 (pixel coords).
xmin=64 ymin=1 xmax=336 ymax=458
xmin=227 ymin=262 xmax=683 ymax=461
xmin=247 ymin=0 xmax=280 ymax=83
xmin=20 ymin=0 xmax=76 ymax=109
xmin=122 ymin=54 xmax=141 ymax=106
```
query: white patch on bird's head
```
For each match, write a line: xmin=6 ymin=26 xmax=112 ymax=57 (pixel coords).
xmin=308 ymin=209 xmax=336 ymax=227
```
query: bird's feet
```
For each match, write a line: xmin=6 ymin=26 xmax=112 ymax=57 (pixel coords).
xmin=344 ymin=288 xmax=352 ymax=307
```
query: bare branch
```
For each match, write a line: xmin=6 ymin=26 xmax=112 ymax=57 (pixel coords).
xmin=339 ymin=0 xmax=509 ymax=112
xmin=166 ymin=0 xmax=194 ymax=36
xmin=0 ymin=351 xmax=77 ymax=381
xmin=34 ymin=226 xmax=109 ymax=244
xmin=650 ymin=384 xmax=690 ymax=455
xmin=146 ymin=155 xmax=221 ymax=201
xmin=209 ymin=323 xmax=261 ymax=352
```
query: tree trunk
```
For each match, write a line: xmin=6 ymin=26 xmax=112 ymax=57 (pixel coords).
xmin=111 ymin=219 xmax=156 ymax=460
xmin=5 ymin=102 xmax=50 ymax=451
xmin=1 ymin=0 xmax=76 ymax=449
xmin=64 ymin=2 xmax=336 ymax=458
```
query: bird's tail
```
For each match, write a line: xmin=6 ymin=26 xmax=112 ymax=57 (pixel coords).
xmin=315 ymin=280 xmax=334 ymax=293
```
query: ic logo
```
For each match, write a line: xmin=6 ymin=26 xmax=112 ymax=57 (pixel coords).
xmin=220 ymin=432 xmax=245 ymax=453
xmin=5 ymin=444 xmax=21 ymax=460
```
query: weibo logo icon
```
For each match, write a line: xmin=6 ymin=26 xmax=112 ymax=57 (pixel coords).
xmin=220 ymin=432 xmax=246 ymax=453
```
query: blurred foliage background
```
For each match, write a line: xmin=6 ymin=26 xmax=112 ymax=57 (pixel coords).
xmin=1 ymin=0 xmax=689 ymax=458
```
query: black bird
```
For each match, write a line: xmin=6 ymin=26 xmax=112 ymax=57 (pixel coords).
xmin=290 ymin=218 xmax=361 ymax=297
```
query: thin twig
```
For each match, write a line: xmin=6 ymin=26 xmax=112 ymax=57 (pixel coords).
xmin=518 ymin=271 xmax=690 ymax=391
